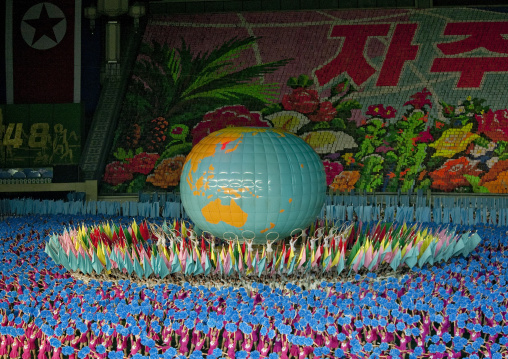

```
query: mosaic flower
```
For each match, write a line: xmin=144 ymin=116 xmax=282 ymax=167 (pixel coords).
xmin=330 ymin=171 xmax=361 ymax=192
xmin=443 ymin=104 xmax=455 ymax=116
xmin=429 ymin=157 xmax=482 ymax=192
xmin=103 ymin=162 xmax=133 ymax=186
xmin=486 ymin=157 xmax=500 ymax=169
xmin=404 ymin=88 xmax=432 ymax=110
xmin=191 ymin=106 xmax=269 ymax=145
xmin=415 ymin=129 xmax=434 ymax=143
xmin=146 ymin=155 xmax=186 ymax=189
xmin=348 ymin=109 xmax=367 ymax=127
xmin=454 ymin=106 xmax=465 ymax=115
xmin=480 ymin=159 xmax=508 ymax=185
xmin=342 ymin=152 xmax=355 ymax=165
xmin=481 ymin=171 xmax=508 ymax=193
xmin=475 ymin=109 xmax=508 ymax=142
xmin=308 ymin=101 xmax=337 ymax=122
xmin=266 ymin=111 xmax=310 ymax=133
xmin=365 ymin=104 xmax=396 ymax=119
xmin=375 ymin=145 xmax=394 ymax=154
xmin=169 ymin=124 xmax=189 ymax=140
xmin=125 ymin=153 xmax=160 ymax=176
xmin=281 ymin=87 xmax=320 ymax=114
xmin=323 ymin=160 xmax=344 ymax=186
xmin=469 ymin=142 xmax=496 ymax=158
xmin=429 ymin=123 xmax=479 ymax=158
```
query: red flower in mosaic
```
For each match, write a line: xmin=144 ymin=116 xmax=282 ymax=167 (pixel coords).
xmin=323 ymin=160 xmax=344 ymax=186
xmin=282 ymin=87 xmax=320 ymax=114
xmin=366 ymin=104 xmax=396 ymax=119
xmin=103 ymin=161 xmax=133 ymax=186
xmin=334 ymin=81 xmax=350 ymax=95
xmin=415 ymin=129 xmax=434 ymax=143
xmin=125 ymin=152 xmax=160 ymax=175
xmin=404 ymin=88 xmax=432 ymax=110
xmin=475 ymin=109 xmax=508 ymax=142
xmin=429 ymin=157 xmax=482 ymax=192
xmin=443 ymin=105 xmax=455 ymax=116
xmin=191 ymin=105 xmax=269 ymax=145
xmin=308 ymin=101 xmax=337 ymax=122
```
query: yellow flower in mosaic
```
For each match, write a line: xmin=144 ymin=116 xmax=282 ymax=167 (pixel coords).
xmin=467 ymin=96 xmax=472 ymax=101
xmin=343 ymin=152 xmax=354 ymax=165
xmin=429 ymin=123 xmax=479 ymax=158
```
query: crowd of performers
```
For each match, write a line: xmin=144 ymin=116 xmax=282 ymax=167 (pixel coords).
xmin=0 ymin=215 xmax=507 ymax=359
xmin=151 ymin=221 xmax=352 ymax=279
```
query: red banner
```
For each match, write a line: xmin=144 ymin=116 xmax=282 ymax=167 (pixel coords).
xmin=6 ymin=0 xmax=80 ymax=104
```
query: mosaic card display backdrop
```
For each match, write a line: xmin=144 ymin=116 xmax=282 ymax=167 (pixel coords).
xmin=0 ymin=104 xmax=82 ymax=167
xmin=103 ymin=7 xmax=508 ymax=194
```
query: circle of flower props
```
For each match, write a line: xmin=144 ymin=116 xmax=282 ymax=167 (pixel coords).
xmin=45 ymin=219 xmax=481 ymax=280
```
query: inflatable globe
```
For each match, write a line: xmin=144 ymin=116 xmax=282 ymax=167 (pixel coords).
xmin=180 ymin=127 xmax=326 ymax=243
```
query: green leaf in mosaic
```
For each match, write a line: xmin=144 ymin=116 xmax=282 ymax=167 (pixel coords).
xmin=494 ymin=141 xmax=508 ymax=156
xmin=335 ymin=99 xmax=362 ymax=112
xmin=463 ymin=175 xmax=490 ymax=193
xmin=260 ymin=103 xmax=283 ymax=117
xmin=113 ymin=148 xmax=132 ymax=161
xmin=287 ymin=77 xmax=298 ymax=89
xmin=297 ymin=74 xmax=313 ymax=88
xmin=330 ymin=118 xmax=346 ymax=130
xmin=313 ymin=122 xmax=330 ymax=130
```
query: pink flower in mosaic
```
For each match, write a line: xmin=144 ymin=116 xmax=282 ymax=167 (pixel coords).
xmin=375 ymin=145 xmax=394 ymax=154
xmin=191 ymin=105 xmax=269 ymax=145
xmin=323 ymin=160 xmax=344 ymax=186
xmin=404 ymin=88 xmax=432 ymax=110
xmin=282 ymin=87 xmax=320 ymax=114
xmin=366 ymin=104 xmax=396 ymax=119
xmin=475 ymin=109 xmax=508 ymax=142
xmin=415 ymin=129 xmax=434 ymax=143
xmin=348 ymin=109 xmax=367 ymax=127
xmin=429 ymin=157 xmax=482 ymax=192
xmin=308 ymin=101 xmax=337 ymax=122
xmin=103 ymin=161 xmax=133 ymax=186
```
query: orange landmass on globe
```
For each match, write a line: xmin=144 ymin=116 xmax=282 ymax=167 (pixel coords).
xmin=201 ymin=198 xmax=248 ymax=228
xmin=184 ymin=128 xmax=282 ymax=196
xmin=260 ymin=222 xmax=275 ymax=234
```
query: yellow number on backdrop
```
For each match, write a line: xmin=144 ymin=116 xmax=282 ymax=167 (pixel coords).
xmin=3 ymin=123 xmax=23 ymax=148
xmin=28 ymin=123 xmax=50 ymax=148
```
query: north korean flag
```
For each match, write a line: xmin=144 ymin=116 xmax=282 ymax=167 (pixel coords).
xmin=5 ymin=0 xmax=81 ymax=104
xmin=0 ymin=3 xmax=6 ymax=103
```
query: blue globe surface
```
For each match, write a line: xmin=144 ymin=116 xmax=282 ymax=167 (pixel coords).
xmin=180 ymin=127 xmax=326 ymax=243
